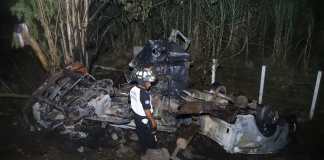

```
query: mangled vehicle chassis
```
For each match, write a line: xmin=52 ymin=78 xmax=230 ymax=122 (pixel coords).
xmin=30 ymin=30 xmax=292 ymax=154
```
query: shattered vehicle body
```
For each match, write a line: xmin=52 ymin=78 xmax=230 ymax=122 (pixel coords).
xmin=177 ymin=90 xmax=290 ymax=154
xmin=31 ymin=65 xmax=132 ymax=137
xmin=30 ymin=30 xmax=292 ymax=154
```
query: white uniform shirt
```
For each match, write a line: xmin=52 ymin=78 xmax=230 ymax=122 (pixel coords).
xmin=130 ymin=86 xmax=153 ymax=117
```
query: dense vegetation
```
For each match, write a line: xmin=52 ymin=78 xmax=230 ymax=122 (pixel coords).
xmin=10 ymin=0 xmax=315 ymax=72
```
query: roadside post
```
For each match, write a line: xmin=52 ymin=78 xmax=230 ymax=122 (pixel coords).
xmin=211 ymin=59 xmax=218 ymax=84
xmin=309 ymin=71 xmax=322 ymax=120
xmin=258 ymin=65 xmax=266 ymax=104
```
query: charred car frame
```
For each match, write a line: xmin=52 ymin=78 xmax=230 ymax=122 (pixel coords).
xmin=30 ymin=30 xmax=294 ymax=154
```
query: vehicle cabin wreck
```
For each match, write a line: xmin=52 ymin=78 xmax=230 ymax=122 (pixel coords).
xmin=31 ymin=30 xmax=292 ymax=154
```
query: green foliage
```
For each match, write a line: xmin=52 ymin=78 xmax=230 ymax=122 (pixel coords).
xmin=10 ymin=0 xmax=37 ymax=21
xmin=119 ymin=0 xmax=153 ymax=22
xmin=9 ymin=0 xmax=314 ymax=71
xmin=10 ymin=0 xmax=39 ymax=39
xmin=10 ymin=0 xmax=59 ymax=42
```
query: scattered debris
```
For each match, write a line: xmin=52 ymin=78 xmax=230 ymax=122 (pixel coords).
xmin=77 ymin=146 xmax=84 ymax=153
xmin=116 ymin=144 xmax=136 ymax=159
xmin=111 ymin=132 xmax=118 ymax=141
xmin=181 ymin=146 xmax=205 ymax=160
xmin=129 ymin=132 xmax=139 ymax=141
xmin=29 ymin=30 xmax=294 ymax=154
xmin=170 ymin=136 xmax=195 ymax=160
xmin=141 ymin=148 xmax=170 ymax=160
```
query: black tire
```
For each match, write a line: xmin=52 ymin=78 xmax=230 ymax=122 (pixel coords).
xmin=255 ymin=105 xmax=278 ymax=137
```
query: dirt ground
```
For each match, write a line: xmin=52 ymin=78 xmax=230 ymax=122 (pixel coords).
xmin=1 ymin=97 xmax=324 ymax=160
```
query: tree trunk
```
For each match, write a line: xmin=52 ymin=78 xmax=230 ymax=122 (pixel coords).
xmin=21 ymin=30 xmax=49 ymax=72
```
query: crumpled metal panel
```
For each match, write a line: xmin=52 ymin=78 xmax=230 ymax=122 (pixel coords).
xmin=88 ymin=94 xmax=111 ymax=116
xmin=153 ymin=64 xmax=189 ymax=96
xmin=128 ymin=39 xmax=190 ymax=97
xmin=200 ymin=114 xmax=289 ymax=154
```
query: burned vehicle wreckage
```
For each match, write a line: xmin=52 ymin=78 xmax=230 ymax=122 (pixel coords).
xmin=30 ymin=30 xmax=293 ymax=154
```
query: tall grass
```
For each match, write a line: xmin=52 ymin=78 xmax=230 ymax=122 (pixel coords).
xmin=84 ymin=0 xmax=314 ymax=73
xmin=138 ymin=0 xmax=313 ymax=68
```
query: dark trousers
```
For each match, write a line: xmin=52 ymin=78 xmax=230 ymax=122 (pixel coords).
xmin=134 ymin=114 xmax=157 ymax=152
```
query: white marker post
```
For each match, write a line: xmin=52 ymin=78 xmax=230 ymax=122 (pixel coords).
xmin=211 ymin=59 xmax=217 ymax=84
xmin=309 ymin=71 xmax=322 ymax=120
xmin=258 ymin=65 xmax=266 ymax=104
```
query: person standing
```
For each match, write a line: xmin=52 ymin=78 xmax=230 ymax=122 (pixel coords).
xmin=129 ymin=68 xmax=158 ymax=152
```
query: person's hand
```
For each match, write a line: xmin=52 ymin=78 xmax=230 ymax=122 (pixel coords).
xmin=145 ymin=110 xmax=157 ymax=130
xmin=150 ymin=119 xmax=157 ymax=130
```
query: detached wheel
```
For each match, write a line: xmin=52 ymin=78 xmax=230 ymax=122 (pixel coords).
xmin=255 ymin=105 xmax=279 ymax=137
